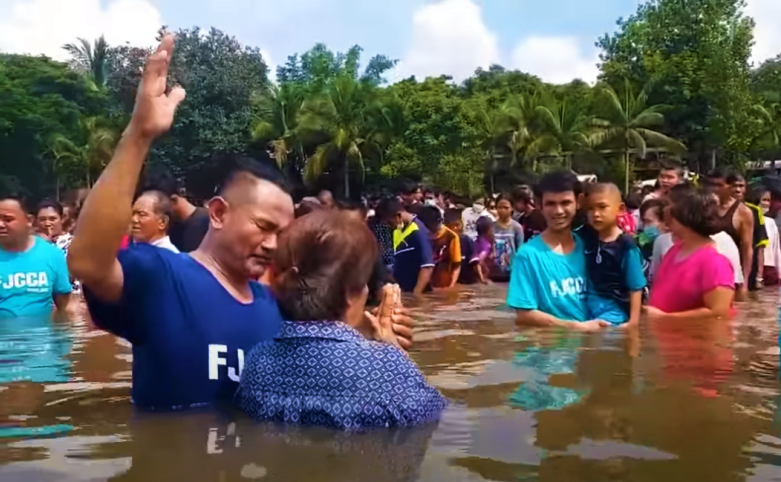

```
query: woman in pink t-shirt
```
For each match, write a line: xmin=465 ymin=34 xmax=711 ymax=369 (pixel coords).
xmin=648 ymin=187 xmax=735 ymax=318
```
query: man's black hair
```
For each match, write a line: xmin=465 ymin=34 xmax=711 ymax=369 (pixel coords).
xmin=705 ymin=168 xmax=728 ymax=181
xmin=35 ymin=199 xmax=64 ymax=217
xmin=375 ymin=197 xmax=403 ymax=221
xmin=397 ymin=179 xmax=420 ymax=196
xmin=512 ymin=186 xmax=533 ymax=205
xmin=418 ymin=205 xmax=443 ymax=231
xmin=533 ymin=170 xmax=581 ymax=199
xmin=213 ymin=155 xmax=289 ymax=196
xmin=0 ymin=191 xmax=31 ymax=214
xmin=144 ymin=173 xmax=183 ymax=198
xmin=726 ymin=171 xmax=745 ymax=185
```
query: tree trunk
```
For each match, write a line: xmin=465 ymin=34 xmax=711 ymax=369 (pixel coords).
xmin=344 ymin=158 xmax=350 ymax=199
xmin=624 ymin=149 xmax=630 ymax=194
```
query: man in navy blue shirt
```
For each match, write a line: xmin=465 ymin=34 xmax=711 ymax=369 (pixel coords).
xmin=68 ymin=35 xmax=413 ymax=411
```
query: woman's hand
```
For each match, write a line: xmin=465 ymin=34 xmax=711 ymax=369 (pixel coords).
xmin=391 ymin=307 xmax=414 ymax=351
xmin=365 ymin=310 xmax=400 ymax=348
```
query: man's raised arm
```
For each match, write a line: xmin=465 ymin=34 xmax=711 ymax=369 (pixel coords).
xmin=67 ymin=35 xmax=185 ymax=302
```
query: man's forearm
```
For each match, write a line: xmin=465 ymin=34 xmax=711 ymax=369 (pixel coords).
xmin=515 ymin=309 xmax=579 ymax=329
xmin=741 ymin=245 xmax=753 ymax=284
xmin=413 ymin=267 xmax=433 ymax=295
xmin=68 ymin=129 xmax=151 ymax=281
xmin=448 ymin=266 xmax=461 ymax=288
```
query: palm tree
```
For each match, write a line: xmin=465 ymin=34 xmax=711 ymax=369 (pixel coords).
xmin=753 ymin=103 xmax=781 ymax=151
xmin=49 ymin=117 xmax=117 ymax=187
xmin=526 ymin=95 xmax=592 ymax=171
xmin=589 ymin=79 xmax=687 ymax=192
xmin=297 ymin=75 xmax=386 ymax=197
xmin=499 ymin=94 xmax=537 ymax=168
xmin=62 ymin=36 xmax=111 ymax=88
xmin=250 ymin=83 xmax=305 ymax=169
xmin=467 ymin=101 xmax=505 ymax=193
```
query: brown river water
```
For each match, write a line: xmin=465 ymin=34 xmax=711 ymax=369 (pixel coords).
xmin=1 ymin=285 xmax=780 ymax=482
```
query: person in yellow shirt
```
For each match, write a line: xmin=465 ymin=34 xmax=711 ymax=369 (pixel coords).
xmin=418 ymin=206 xmax=461 ymax=289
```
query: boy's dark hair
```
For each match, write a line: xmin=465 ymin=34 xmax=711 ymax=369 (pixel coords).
xmin=639 ymin=198 xmax=667 ymax=221
xmin=625 ymin=193 xmax=643 ymax=211
xmin=660 ymin=160 xmax=683 ymax=177
xmin=418 ymin=206 xmax=443 ymax=231
xmin=35 ymin=199 xmax=64 ymax=217
xmin=534 ymin=170 xmax=581 ymax=199
xmin=669 ymin=186 xmax=721 ymax=237
xmin=444 ymin=208 xmax=463 ymax=226
xmin=476 ymin=216 xmax=493 ymax=237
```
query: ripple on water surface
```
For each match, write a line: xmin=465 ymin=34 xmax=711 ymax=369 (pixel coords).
xmin=0 ymin=285 xmax=779 ymax=481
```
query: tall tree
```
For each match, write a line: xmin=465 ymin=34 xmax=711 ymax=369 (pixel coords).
xmin=0 ymin=54 xmax=107 ymax=198
xmin=62 ymin=36 xmax=112 ymax=88
xmin=589 ymin=80 xmax=687 ymax=192
xmin=149 ymin=27 xmax=270 ymax=184
xmin=250 ymin=83 xmax=306 ymax=169
xmin=597 ymin=0 xmax=756 ymax=163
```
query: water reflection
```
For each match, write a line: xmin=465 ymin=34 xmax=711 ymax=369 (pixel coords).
xmin=0 ymin=286 xmax=779 ymax=482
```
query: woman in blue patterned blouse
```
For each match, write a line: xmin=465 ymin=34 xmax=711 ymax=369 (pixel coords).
xmin=237 ymin=210 xmax=447 ymax=430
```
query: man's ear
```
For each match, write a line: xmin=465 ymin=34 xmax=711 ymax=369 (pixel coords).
xmin=207 ymin=196 xmax=228 ymax=229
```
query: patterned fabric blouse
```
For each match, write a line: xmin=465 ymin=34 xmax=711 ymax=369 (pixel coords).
xmin=237 ymin=320 xmax=447 ymax=430
xmin=54 ymin=234 xmax=80 ymax=294
xmin=368 ymin=219 xmax=395 ymax=268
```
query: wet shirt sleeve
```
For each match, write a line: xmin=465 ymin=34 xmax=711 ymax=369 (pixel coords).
xmin=415 ymin=230 xmax=435 ymax=268
xmin=701 ymin=250 xmax=736 ymax=293
xmin=51 ymin=247 xmax=72 ymax=295
xmin=83 ymin=245 xmax=163 ymax=345
xmin=448 ymin=232 xmax=462 ymax=265
xmin=507 ymin=252 xmax=538 ymax=311
xmin=622 ymin=243 xmax=647 ymax=292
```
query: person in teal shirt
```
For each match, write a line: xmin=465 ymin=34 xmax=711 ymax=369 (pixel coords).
xmin=507 ymin=171 xmax=610 ymax=332
xmin=0 ymin=195 xmax=72 ymax=318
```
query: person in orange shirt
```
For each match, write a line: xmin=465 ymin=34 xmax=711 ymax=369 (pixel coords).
xmin=419 ymin=206 xmax=461 ymax=289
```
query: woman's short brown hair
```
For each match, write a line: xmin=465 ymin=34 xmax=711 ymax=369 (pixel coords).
xmin=271 ymin=210 xmax=378 ymax=321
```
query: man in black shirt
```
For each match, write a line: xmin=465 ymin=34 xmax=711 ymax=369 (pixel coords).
xmin=152 ymin=177 xmax=210 ymax=252
xmin=512 ymin=187 xmax=546 ymax=241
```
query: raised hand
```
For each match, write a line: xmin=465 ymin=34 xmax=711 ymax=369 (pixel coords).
xmin=128 ymin=34 xmax=186 ymax=141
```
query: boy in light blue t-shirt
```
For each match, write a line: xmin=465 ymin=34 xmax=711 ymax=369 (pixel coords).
xmin=0 ymin=196 xmax=72 ymax=318
xmin=507 ymin=171 xmax=609 ymax=331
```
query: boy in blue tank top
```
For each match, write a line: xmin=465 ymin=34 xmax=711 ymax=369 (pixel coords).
xmin=580 ymin=183 xmax=646 ymax=327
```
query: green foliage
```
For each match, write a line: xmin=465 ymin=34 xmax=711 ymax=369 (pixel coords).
xmin=597 ymin=0 xmax=757 ymax=163
xmin=5 ymin=1 xmax=781 ymax=200
xmin=0 ymin=54 xmax=108 ymax=199
xmin=150 ymin=27 xmax=270 ymax=181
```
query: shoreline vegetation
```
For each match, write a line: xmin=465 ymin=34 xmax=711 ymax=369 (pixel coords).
xmin=1 ymin=0 xmax=780 ymax=202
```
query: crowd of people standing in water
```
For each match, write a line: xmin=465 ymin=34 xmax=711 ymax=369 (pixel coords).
xmin=1 ymin=35 xmax=780 ymax=429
